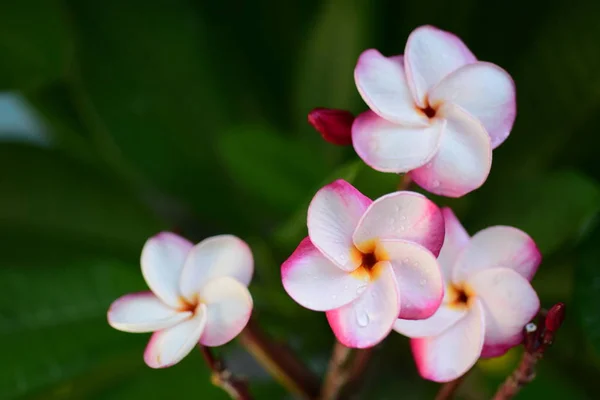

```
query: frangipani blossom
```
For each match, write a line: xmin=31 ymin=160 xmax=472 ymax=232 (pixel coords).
xmin=108 ymin=232 xmax=253 ymax=368
xmin=394 ymin=208 xmax=541 ymax=382
xmin=281 ymin=180 xmax=445 ymax=348
xmin=353 ymin=25 xmax=516 ymax=197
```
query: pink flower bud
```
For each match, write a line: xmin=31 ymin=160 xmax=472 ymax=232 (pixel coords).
xmin=307 ymin=108 xmax=354 ymax=145
xmin=545 ymin=302 xmax=565 ymax=332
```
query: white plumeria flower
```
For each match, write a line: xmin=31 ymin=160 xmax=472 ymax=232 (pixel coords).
xmin=352 ymin=25 xmax=516 ymax=197
xmin=394 ymin=208 xmax=541 ymax=382
xmin=108 ymin=232 xmax=253 ymax=368
xmin=281 ymin=180 xmax=445 ymax=349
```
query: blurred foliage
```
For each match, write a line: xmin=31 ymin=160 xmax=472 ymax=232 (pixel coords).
xmin=1 ymin=0 xmax=600 ymax=398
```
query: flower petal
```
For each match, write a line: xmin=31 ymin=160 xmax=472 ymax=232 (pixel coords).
xmin=405 ymin=25 xmax=476 ymax=107
xmin=179 ymin=235 xmax=254 ymax=302
xmin=453 ymin=226 xmax=541 ymax=283
xmin=144 ymin=304 xmax=207 ymax=368
xmin=394 ymin=305 xmax=466 ymax=338
xmin=438 ymin=208 xmax=470 ymax=281
xmin=282 ymin=237 xmax=370 ymax=311
xmin=353 ymin=191 xmax=445 ymax=256
xmin=308 ymin=180 xmax=372 ymax=271
xmin=355 ymin=49 xmax=428 ymax=125
xmin=468 ymin=268 xmax=539 ymax=355
xmin=429 ymin=62 xmax=516 ymax=149
xmin=352 ymin=111 xmax=443 ymax=173
xmin=411 ymin=300 xmax=485 ymax=382
xmin=199 ymin=276 xmax=253 ymax=347
xmin=410 ymin=103 xmax=492 ymax=198
xmin=326 ymin=261 xmax=400 ymax=348
xmin=378 ymin=240 xmax=443 ymax=319
xmin=108 ymin=292 xmax=191 ymax=333
xmin=141 ymin=232 xmax=193 ymax=308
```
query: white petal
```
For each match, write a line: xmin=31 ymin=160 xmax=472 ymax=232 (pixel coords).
xmin=411 ymin=300 xmax=485 ymax=382
xmin=354 ymin=49 xmax=428 ymax=125
xmin=199 ymin=277 xmax=253 ymax=347
xmin=282 ymin=237 xmax=369 ymax=311
xmin=144 ymin=304 xmax=207 ymax=368
xmin=405 ymin=25 xmax=476 ymax=107
xmin=352 ymin=111 xmax=443 ymax=173
xmin=468 ymin=268 xmax=539 ymax=353
xmin=378 ymin=240 xmax=443 ymax=320
xmin=453 ymin=226 xmax=541 ymax=283
xmin=326 ymin=261 xmax=400 ymax=348
xmin=410 ymin=103 xmax=492 ymax=198
xmin=180 ymin=235 xmax=254 ymax=302
xmin=429 ymin=62 xmax=516 ymax=148
xmin=108 ymin=292 xmax=191 ymax=333
xmin=438 ymin=208 xmax=470 ymax=281
xmin=394 ymin=304 xmax=466 ymax=338
xmin=308 ymin=179 xmax=372 ymax=271
xmin=353 ymin=191 xmax=445 ymax=256
xmin=141 ymin=232 xmax=193 ymax=308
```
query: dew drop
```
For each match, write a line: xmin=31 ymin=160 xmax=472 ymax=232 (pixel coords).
xmin=419 ymin=279 xmax=426 ymax=286
xmin=356 ymin=285 xmax=368 ymax=295
xmin=399 ymin=225 xmax=405 ymax=231
xmin=332 ymin=294 xmax=338 ymax=300
xmin=400 ymin=215 xmax=407 ymax=221
xmin=413 ymin=261 xmax=420 ymax=267
xmin=355 ymin=309 xmax=370 ymax=327
xmin=389 ymin=217 xmax=396 ymax=225
xmin=403 ymin=258 xmax=410 ymax=264
xmin=432 ymin=180 xmax=440 ymax=188
xmin=525 ymin=322 xmax=537 ymax=333
xmin=426 ymin=162 xmax=433 ymax=169
xmin=344 ymin=284 xmax=349 ymax=290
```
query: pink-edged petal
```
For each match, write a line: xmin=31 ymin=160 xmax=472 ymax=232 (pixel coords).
xmin=405 ymin=25 xmax=477 ymax=107
xmin=326 ymin=261 xmax=400 ymax=348
xmin=199 ymin=276 xmax=253 ymax=347
xmin=144 ymin=304 xmax=207 ymax=368
xmin=438 ymin=208 xmax=470 ymax=281
xmin=180 ymin=235 xmax=254 ymax=302
xmin=108 ymin=292 xmax=191 ymax=333
xmin=468 ymin=268 xmax=540 ymax=354
xmin=352 ymin=111 xmax=443 ymax=173
xmin=394 ymin=304 xmax=466 ymax=338
xmin=307 ymin=179 xmax=372 ymax=271
xmin=411 ymin=300 xmax=485 ymax=382
xmin=354 ymin=49 xmax=428 ymax=125
xmin=481 ymin=334 xmax=523 ymax=358
xmin=378 ymin=240 xmax=443 ymax=320
xmin=429 ymin=62 xmax=516 ymax=149
xmin=141 ymin=232 xmax=193 ymax=308
xmin=282 ymin=237 xmax=369 ymax=311
xmin=410 ymin=103 xmax=492 ymax=198
xmin=453 ymin=226 xmax=541 ymax=283
xmin=353 ymin=191 xmax=445 ymax=256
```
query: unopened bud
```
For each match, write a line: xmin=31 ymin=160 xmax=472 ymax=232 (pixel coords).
xmin=545 ymin=302 xmax=565 ymax=332
xmin=308 ymin=108 xmax=354 ymax=146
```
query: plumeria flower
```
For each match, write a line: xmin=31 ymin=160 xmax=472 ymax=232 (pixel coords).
xmin=108 ymin=232 xmax=253 ymax=368
xmin=352 ymin=25 xmax=516 ymax=197
xmin=281 ymin=179 xmax=445 ymax=348
xmin=394 ymin=208 xmax=541 ymax=382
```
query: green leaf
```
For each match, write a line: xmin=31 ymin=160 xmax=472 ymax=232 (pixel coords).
xmin=0 ymin=143 xmax=163 ymax=257
xmin=0 ymin=0 xmax=71 ymax=90
xmin=472 ymin=169 xmax=600 ymax=255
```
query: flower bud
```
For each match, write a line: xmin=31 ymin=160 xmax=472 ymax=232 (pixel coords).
xmin=307 ymin=108 xmax=354 ymax=145
xmin=545 ymin=302 xmax=565 ymax=332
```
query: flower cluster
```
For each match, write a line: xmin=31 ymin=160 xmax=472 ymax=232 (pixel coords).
xmin=107 ymin=24 xmax=541 ymax=389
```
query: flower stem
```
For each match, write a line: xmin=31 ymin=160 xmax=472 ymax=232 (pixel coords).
xmin=320 ymin=341 xmax=373 ymax=400
xmin=238 ymin=318 xmax=321 ymax=399
xmin=434 ymin=376 xmax=466 ymax=400
xmin=397 ymin=173 xmax=413 ymax=191
xmin=199 ymin=345 xmax=253 ymax=400
xmin=492 ymin=303 xmax=565 ymax=400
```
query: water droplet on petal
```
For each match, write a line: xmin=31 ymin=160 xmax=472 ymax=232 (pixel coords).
xmin=413 ymin=261 xmax=420 ymax=267
xmin=399 ymin=225 xmax=405 ymax=231
xmin=403 ymin=258 xmax=409 ymax=264
xmin=419 ymin=279 xmax=426 ymax=286
xmin=356 ymin=285 xmax=368 ymax=295
xmin=432 ymin=180 xmax=440 ymax=188
xmin=355 ymin=308 xmax=370 ymax=327
xmin=332 ymin=294 xmax=338 ymax=300
xmin=525 ymin=322 xmax=537 ymax=333
xmin=389 ymin=217 xmax=396 ymax=225
xmin=344 ymin=284 xmax=349 ymax=290
xmin=400 ymin=215 xmax=407 ymax=221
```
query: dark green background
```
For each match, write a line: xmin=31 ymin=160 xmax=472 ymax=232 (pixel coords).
xmin=1 ymin=0 xmax=599 ymax=398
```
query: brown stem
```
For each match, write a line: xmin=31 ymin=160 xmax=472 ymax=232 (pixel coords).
xmin=199 ymin=345 xmax=253 ymax=400
xmin=397 ymin=173 xmax=413 ymax=191
xmin=320 ymin=341 xmax=373 ymax=400
xmin=435 ymin=375 xmax=466 ymax=400
xmin=492 ymin=352 xmax=539 ymax=400
xmin=238 ymin=318 xmax=320 ymax=399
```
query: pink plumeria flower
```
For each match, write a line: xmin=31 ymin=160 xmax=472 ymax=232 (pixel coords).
xmin=281 ymin=180 xmax=445 ymax=348
xmin=352 ymin=25 xmax=516 ymax=197
xmin=394 ymin=208 xmax=541 ymax=382
xmin=108 ymin=232 xmax=253 ymax=368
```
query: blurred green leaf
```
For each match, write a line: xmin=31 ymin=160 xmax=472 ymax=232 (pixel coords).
xmin=575 ymin=219 xmax=600 ymax=362
xmin=0 ymin=0 xmax=71 ymax=90
xmin=0 ymin=143 xmax=163 ymax=256
xmin=472 ymin=170 xmax=600 ymax=255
